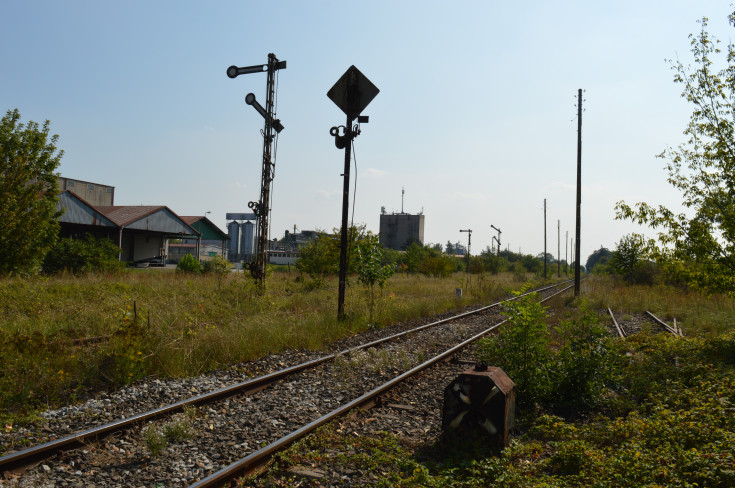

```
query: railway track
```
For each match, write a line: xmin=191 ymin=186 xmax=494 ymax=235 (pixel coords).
xmin=607 ymin=307 xmax=684 ymax=337
xmin=1 ymin=281 xmax=572 ymax=487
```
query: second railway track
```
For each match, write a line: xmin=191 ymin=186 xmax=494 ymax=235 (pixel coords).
xmin=2 ymin=281 xmax=572 ymax=487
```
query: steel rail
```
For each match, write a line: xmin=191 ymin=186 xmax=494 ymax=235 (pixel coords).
xmin=0 ymin=281 xmax=569 ymax=472
xmin=190 ymin=283 xmax=574 ymax=487
xmin=644 ymin=310 xmax=678 ymax=335
xmin=608 ymin=307 xmax=626 ymax=338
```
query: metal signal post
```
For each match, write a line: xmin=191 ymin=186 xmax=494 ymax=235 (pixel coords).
xmin=460 ymin=229 xmax=472 ymax=273
xmin=491 ymin=225 xmax=501 ymax=257
xmin=327 ymin=66 xmax=379 ymax=321
xmin=227 ymin=53 xmax=286 ymax=288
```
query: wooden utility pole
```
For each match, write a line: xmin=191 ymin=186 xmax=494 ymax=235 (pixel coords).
xmin=557 ymin=219 xmax=561 ymax=278
xmin=574 ymin=89 xmax=583 ymax=296
xmin=543 ymin=198 xmax=547 ymax=279
xmin=571 ymin=238 xmax=574 ymax=271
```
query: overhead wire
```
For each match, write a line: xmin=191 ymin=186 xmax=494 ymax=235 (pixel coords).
xmin=350 ymin=131 xmax=358 ymax=229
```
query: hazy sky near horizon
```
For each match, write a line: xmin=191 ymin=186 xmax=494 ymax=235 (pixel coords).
xmin=3 ymin=1 xmax=733 ymax=262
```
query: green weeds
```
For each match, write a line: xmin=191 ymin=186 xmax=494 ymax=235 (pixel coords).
xmin=141 ymin=407 xmax=197 ymax=458
xmin=0 ymin=271 xmax=533 ymax=416
xmin=249 ymin=283 xmax=735 ymax=487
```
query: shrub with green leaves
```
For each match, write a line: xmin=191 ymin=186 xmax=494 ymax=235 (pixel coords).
xmin=549 ymin=307 xmax=619 ymax=415
xmin=417 ymin=254 xmax=456 ymax=278
xmin=475 ymin=286 xmax=551 ymax=406
xmin=203 ymin=255 xmax=232 ymax=274
xmin=355 ymin=233 xmax=395 ymax=322
xmin=42 ymin=234 xmax=124 ymax=274
xmin=176 ymin=253 xmax=202 ymax=273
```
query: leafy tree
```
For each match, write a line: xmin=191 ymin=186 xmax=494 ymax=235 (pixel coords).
xmin=609 ymin=234 xmax=645 ymax=275
xmin=42 ymin=234 xmax=124 ymax=274
xmin=585 ymin=247 xmax=612 ymax=274
xmin=445 ymin=241 xmax=455 ymax=255
xmin=480 ymin=247 xmax=504 ymax=274
xmin=417 ymin=254 xmax=456 ymax=278
xmin=0 ymin=109 xmax=63 ymax=275
xmin=616 ymin=13 xmax=735 ymax=294
xmin=295 ymin=224 xmax=370 ymax=283
xmin=355 ymin=232 xmax=395 ymax=322
xmin=609 ymin=234 xmax=660 ymax=285
xmin=296 ymin=230 xmax=338 ymax=282
xmin=403 ymin=241 xmax=431 ymax=272
xmin=521 ymin=254 xmax=543 ymax=273
xmin=401 ymin=236 xmax=422 ymax=250
xmin=536 ymin=252 xmax=556 ymax=264
xmin=468 ymin=255 xmax=485 ymax=274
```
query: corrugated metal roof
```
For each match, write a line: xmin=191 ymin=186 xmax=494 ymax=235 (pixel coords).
xmin=95 ymin=206 xmax=165 ymax=226
xmin=57 ymin=191 xmax=199 ymax=236
xmin=180 ymin=216 xmax=203 ymax=225
xmin=58 ymin=191 xmax=116 ymax=227
xmin=180 ymin=216 xmax=229 ymax=240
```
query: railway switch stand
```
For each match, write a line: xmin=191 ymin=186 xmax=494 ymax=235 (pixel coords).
xmin=443 ymin=365 xmax=515 ymax=448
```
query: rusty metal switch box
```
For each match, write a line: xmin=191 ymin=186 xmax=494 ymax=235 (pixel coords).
xmin=442 ymin=365 xmax=515 ymax=447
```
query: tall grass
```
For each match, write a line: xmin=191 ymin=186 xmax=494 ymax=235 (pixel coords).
xmin=583 ymin=276 xmax=735 ymax=337
xmin=0 ymin=270 xmax=533 ymax=416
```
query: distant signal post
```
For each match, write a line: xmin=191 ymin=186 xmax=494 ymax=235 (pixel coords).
xmin=460 ymin=229 xmax=472 ymax=273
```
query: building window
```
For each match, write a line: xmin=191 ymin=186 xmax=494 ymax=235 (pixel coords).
xmin=68 ymin=180 xmax=75 ymax=187
xmin=88 ymin=184 xmax=95 ymax=190
xmin=106 ymin=188 xmax=112 ymax=193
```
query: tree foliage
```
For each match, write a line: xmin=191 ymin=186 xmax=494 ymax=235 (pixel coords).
xmin=42 ymin=234 xmax=124 ymax=274
xmin=203 ymin=255 xmax=233 ymax=275
xmin=295 ymin=224 xmax=370 ymax=283
xmin=0 ymin=109 xmax=63 ymax=275
xmin=177 ymin=253 xmax=202 ymax=273
xmin=616 ymin=13 xmax=735 ymax=294
xmin=585 ymin=247 xmax=612 ymax=274
xmin=354 ymin=232 xmax=395 ymax=322
xmin=417 ymin=254 xmax=456 ymax=278
xmin=609 ymin=234 xmax=660 ymax=284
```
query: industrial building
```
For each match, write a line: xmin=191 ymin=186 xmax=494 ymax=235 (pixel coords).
xmin=57 ymin=190 xmax=202 ymax=264
xmin=379 ymin=212 xmax=425 ymax=250
xmin=55 ymin=176 xmax=229 ymax=266
xmin=281 ymin=228 xmax=319 ymax=250
xmin=170 ymin=216 xmax=230 ymax=261
xmin=57 ymin=177 xmax=115 ymax=206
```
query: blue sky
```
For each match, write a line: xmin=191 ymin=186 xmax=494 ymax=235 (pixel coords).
xmin=2 ymin=1 xmax=733 ymax=262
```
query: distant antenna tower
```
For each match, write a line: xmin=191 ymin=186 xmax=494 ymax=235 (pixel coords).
xmin=401 ymin=187 xmax=405 ymax=213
